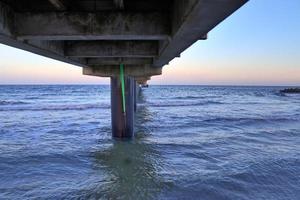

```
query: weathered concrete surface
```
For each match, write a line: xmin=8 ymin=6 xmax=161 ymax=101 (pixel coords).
xmin=113 ymin=0 xmax=124 ymax=10
xmin=65 ymin=41 xmax=158 ymax=58
xmin=0 ymin=35 xmax=86 ymax=67
xmin=83 ymin=65 xmax=162 ymax=78
xmin=16 ymin=12 xmax=170 ymax=40
xmin=0 ymin=0 xmax=248 ymax=78
xmin=86 ymin=58 xmax=153 ymax=66
xmin=0 ymin=1 xmax=85 ymax=67
xmin=48 ymin=0 xmax=66 ymax=11
xmin=0 ymin=2 xmax=14 ymax=36
xmin=111 ymin=76 xmax=135 ymax=138
xmin=135 ymin=76 xmax=151 ymax=85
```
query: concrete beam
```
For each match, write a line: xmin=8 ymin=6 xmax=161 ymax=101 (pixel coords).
xmin=0 ymin=36 xmax=85 ymax=67
xmin=0 ymin=2 xmax=84 ymax=67
xmin=0 ymin=2 xmax=14 ymax=36
xmin=83 ymin=65 xmax=162 ymax=77
xmin=154 ymin=0 xmax=248 ymax=67
xmin=86 ymin=58 xmax=153 ymax=66
xmin=65 ymin=41 xmax=158 ymax=58
xmin=135 ymin=76 xmax=151 ymax=82
xmin=136 ymin=77 xmax=150 ymax=85
xmin=24 ymin=40 xmax=65 ymax=55
xmin=114 ymin=0 xmax=124 ymax=9
xmin=16 ymin=12 xmax=170 ymax=40
xmin=48 ymin=0 xmax=66 ymax=10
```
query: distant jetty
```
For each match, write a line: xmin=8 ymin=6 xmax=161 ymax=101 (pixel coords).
xmin=280 ymin=88 xmax=300 ymax=93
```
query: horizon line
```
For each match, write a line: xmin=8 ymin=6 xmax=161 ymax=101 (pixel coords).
xmin=0 ymin=83 xmax=299 ymax=87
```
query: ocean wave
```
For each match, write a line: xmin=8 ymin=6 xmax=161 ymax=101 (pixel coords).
xmin=173 ymin=96 xmax=205 ymax=99
xmin=169 ymin=95 xmax=222 ymax=100
xmin=145 ymin=101 xmax=224 ymax=107
xmin=274 ymin=92 xmax=287 ymax=97
xmin=24 ymin=96 xmax=40 ymax=100
xmin=0 ymin=103 xmax=110 ymax=111
xmin=201 ymin=116 xmax=299 ymax=124
xmin=254 ymin=93 xmax=265 ymax=97
xmin=0 ymin=100 xmax=29 ymax=105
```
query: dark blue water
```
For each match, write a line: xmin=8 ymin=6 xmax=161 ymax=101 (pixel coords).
xmin=0 ymin=85 xmax=299 ymax=199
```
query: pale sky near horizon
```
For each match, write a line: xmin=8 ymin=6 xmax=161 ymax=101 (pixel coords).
xmin=0 ymin=0 xmax=300 ymax=85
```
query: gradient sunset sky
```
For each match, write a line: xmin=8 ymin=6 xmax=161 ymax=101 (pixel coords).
xmin=0 ymin=0 xmax=299 ymax=85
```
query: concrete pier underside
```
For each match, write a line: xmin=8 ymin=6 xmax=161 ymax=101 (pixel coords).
xmin=0 ymin=0 xmax=248 ymax=138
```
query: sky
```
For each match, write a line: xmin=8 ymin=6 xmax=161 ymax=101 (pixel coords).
xmin=0 ymin=0 xmax=300 ymax=85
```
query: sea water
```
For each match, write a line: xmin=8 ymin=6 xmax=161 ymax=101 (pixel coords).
xmin=0 ymin=85 xmax=299 ymax=199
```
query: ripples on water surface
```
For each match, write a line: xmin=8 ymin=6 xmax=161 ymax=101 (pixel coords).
xmin=0 ymin=85 xmax=299 ymax=199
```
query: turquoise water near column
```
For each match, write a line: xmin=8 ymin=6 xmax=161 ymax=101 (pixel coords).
xmin=0 ymin=85 xmax=299 ymax=199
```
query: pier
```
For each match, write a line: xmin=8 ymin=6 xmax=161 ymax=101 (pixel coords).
xmin=0 ymin=0 xmax=248 ymax=138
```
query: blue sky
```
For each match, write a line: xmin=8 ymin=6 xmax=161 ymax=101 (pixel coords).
xmin=0 ymin=0 xmax=299 ymax=85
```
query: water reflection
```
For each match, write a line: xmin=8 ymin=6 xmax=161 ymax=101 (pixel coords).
xmin=135 ymin=91 xmax=154 ymax=139
xmin=93 ymin=141 xmax=165 ymax=199
xmin=91 ymin=90 xmax=168 ymax=199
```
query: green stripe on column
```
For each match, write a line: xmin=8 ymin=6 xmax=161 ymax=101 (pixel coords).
xmin=120 ymin=64 xmax=126 ymax=113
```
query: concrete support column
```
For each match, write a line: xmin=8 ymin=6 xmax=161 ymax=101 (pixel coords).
xmin=134 ymin=81 xmax=137 ymax=112
xmin=111 ymin=76 xmax=135 ymax=138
